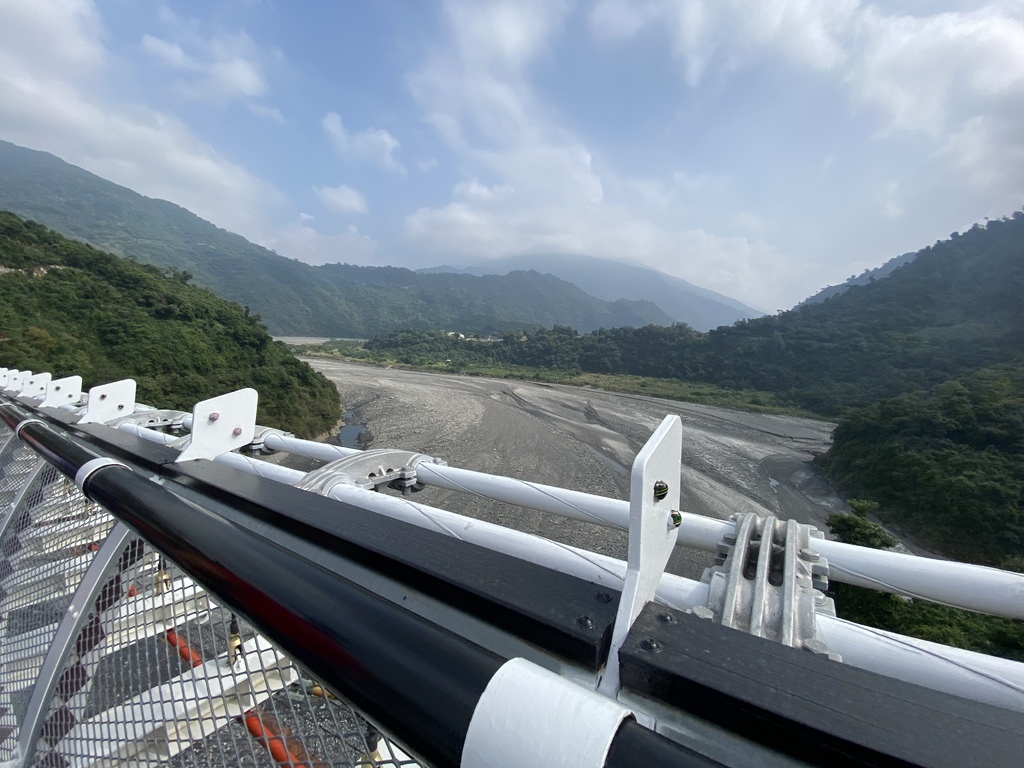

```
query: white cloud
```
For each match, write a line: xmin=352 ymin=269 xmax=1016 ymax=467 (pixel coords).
xmin=880 ymin=181 xmax=905 ymax=220
xmin=0 ymin=0 xmax=105 ymax=75
xmin=315 ymin=184 xmax=368 ymax=215
xmin=590 ymin=0 xmax=858 ymax=86
xmin=404 ymin=0 xmax=801 ymax=307
xmin=417 ymin=157 xmax=438 ymax=172
xmin=322 ymin=112 xmax=406 ymax=174
xmin=849 ymin=7 xmax=1024 ymax=134
xmin=405 ymin=201 xmax=799 ymax=309
xmin=141 ymin=23 xmax=281 ymax=106
xmin=141 ymin=34 xmax=194 ymax=69
xmin=452 ymin=178 xmax=514 ymax=201
xmin=0 ymin=0 xmax=282 ymax=243
xmin=247 ymin=102 xmax=286 ymax=123
xmin=264 ymin=216 xmax=379 ymax=266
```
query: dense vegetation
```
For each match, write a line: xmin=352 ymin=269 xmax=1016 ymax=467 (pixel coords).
xmin=0 ymin=141 xmax=671 ymax=336
xmin=826 ymin=501 xmax=1023 ymax=661
xmin=304 ymin=213 xmax=1024 ymax=579
xmin=822 ymin=365 xmax=1024 ymax=567
xmin=323 ymin=213 xmax=1023 ymax=417
xmin=0 ymin=212 xmax=340 ymax=438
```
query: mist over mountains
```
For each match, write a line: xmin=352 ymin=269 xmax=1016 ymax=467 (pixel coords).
xmin=419 ymin=254 xmax=763 ymax=331
xmin=0 ymin=141 xmax=748 ymax=336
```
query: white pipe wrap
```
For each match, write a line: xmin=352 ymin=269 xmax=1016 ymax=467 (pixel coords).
xmin=462 ymin=658 xmax=632 ymax=768
xmin=114 ymin=422 xmax=1024 ymax=711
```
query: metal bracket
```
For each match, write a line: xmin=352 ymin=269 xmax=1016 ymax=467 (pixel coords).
xmin=176 ymin=389 xmax=258 ymax=462
xmin=107 ymin=409 xmax=189 ymax=430
xmin=249 ymin=425 xmax=291 ymax=454
xmin=22 ymin=372 xmax=51 ymax=400
xmin=701 ymin=512 xmax=838 ymax=658
xmin=41 ymin=375 xmax=84 ymax=408
xmin=293 ymin=449 xmax=446 ymax=495
xmin=598 ymin=415 xmax=682 ymax=696
xmin=3 ymin=370 xmax=30 ymax=395
xmin=79 ymin=379 xmax=138 ymax=425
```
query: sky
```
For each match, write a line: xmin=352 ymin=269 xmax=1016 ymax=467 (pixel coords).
xmin=1 ymin=1 xmax=1022 ymax=312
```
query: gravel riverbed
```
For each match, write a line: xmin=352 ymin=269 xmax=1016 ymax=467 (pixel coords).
xmin=302 ymin=359 xmax=847 ymax=581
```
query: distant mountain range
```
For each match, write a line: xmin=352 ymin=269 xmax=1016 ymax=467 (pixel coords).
xmin=0 ymin=141 xmax=671 ymax=336
xmin=800 ymin=251 xmax=917 ymax=306
xmin=419 ymin=254 xmax=763 ymax=331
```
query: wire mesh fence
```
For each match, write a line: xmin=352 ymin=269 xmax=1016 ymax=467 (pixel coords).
xmin=0 ymin=440 xmax=422 ymax=768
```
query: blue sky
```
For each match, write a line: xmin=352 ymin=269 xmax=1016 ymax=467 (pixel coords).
xmin=1 ymin=1 xmax=1022 ymax=311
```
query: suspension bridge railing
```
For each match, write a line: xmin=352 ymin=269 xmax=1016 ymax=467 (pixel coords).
xmin=0 ymin=367 xmax=1022 ymax=767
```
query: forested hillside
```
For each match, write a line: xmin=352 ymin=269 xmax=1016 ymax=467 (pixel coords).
xmin=317 ymin=213 xmax=1024 ymax=571
xmin=0 ymin=212 xmax=340 ymax=438
xmin=350 ymin=213 xmax=1024 ymax=417
xmin=821 ymin=365 xmax=1023 ymax=567
xmin=0 ymin=141 xmax=671 ymax=336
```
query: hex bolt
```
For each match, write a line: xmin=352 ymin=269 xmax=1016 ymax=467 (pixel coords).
xmin=232 ymin=427 xmax=243 ymax=437
xmin=639 ymin=638 xmax=661 ymax=652
xmin=576 ymin=615 xmax=595 ymax=630
xmin=656 ymin=613 xmax=676 ymax=624
xmin=653 ymin=480 xmax=669 ymax=501
xmin=594 ymin=590 xmax=612 ymax=603
xmin=669 ymin=510 xmax=682 ymax=529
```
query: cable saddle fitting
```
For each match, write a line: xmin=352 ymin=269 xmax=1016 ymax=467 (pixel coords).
xmin=699 ymin=512 xmax=839 ymax=659
xmin=293 ymin=449 xmax=447 ymax=496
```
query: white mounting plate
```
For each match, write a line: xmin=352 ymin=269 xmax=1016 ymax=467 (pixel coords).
xmin=176 ymin=388 xmax=258 ymax=462
xmin=79 ymin=379 xmax=138 ymax=425
xmin=42 ymin=376 xmax=84 ymax=408
xmin=598 ymin=414 xmax=682 ymax=695
xmin=4 ymin=370 xmax=30 ymax=395
xmin=23 ymin=372 xmax=52 ymax=400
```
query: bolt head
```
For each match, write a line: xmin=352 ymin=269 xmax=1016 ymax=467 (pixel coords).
xmin=669 ymin=510 xmax=682 ymax=528
xmin=656 ymin=613 xmax=676 ymax=624
xmin=576 ymin=615 xmax=595 ymax=629
xmin=653 ymin=480 xmax=669 ymax=501
xmin=232 ymin=427 xmax=243 ymax=437
xmin=209 ymin=412 xmax=220 ymax=421
xmin=99 ymin=394 xmax=107 ymax=400
xmin=640 ymin=638 xmax=661 ymax=652
xmin=594 ymin=590 xmax=612 ymax=603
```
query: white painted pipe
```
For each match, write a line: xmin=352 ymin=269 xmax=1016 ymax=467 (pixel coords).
xmin=98 ymin=424 xmax=1024 ymax=712
xmin=157 ymin=426 xmax=1024 ymax=620
xmin=815 ymin=539 xmax=1024 ymax=620
xmin=817 ymin=614 xmax=1024 ymax=713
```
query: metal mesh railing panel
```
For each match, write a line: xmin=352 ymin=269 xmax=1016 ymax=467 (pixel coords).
xmin=36 ymin=554 xmax=422 ymax=768
xmin=0 ymin=463 xmax=115 ymax=761
xmin=0 ymin=439 xmax=42 ymax=512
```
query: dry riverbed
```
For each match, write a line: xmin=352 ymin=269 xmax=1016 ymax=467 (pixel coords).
xmin=303 ymin=359 xmax=847 ymax=581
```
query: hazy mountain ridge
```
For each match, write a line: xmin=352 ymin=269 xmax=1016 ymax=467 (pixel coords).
xmin=800 ymin=251 xmax=917 ymax=306
xmin=419 ymin=253 xmax=763 ymax=331
xmin=0 ymin=141 xmax=670 ymax=336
